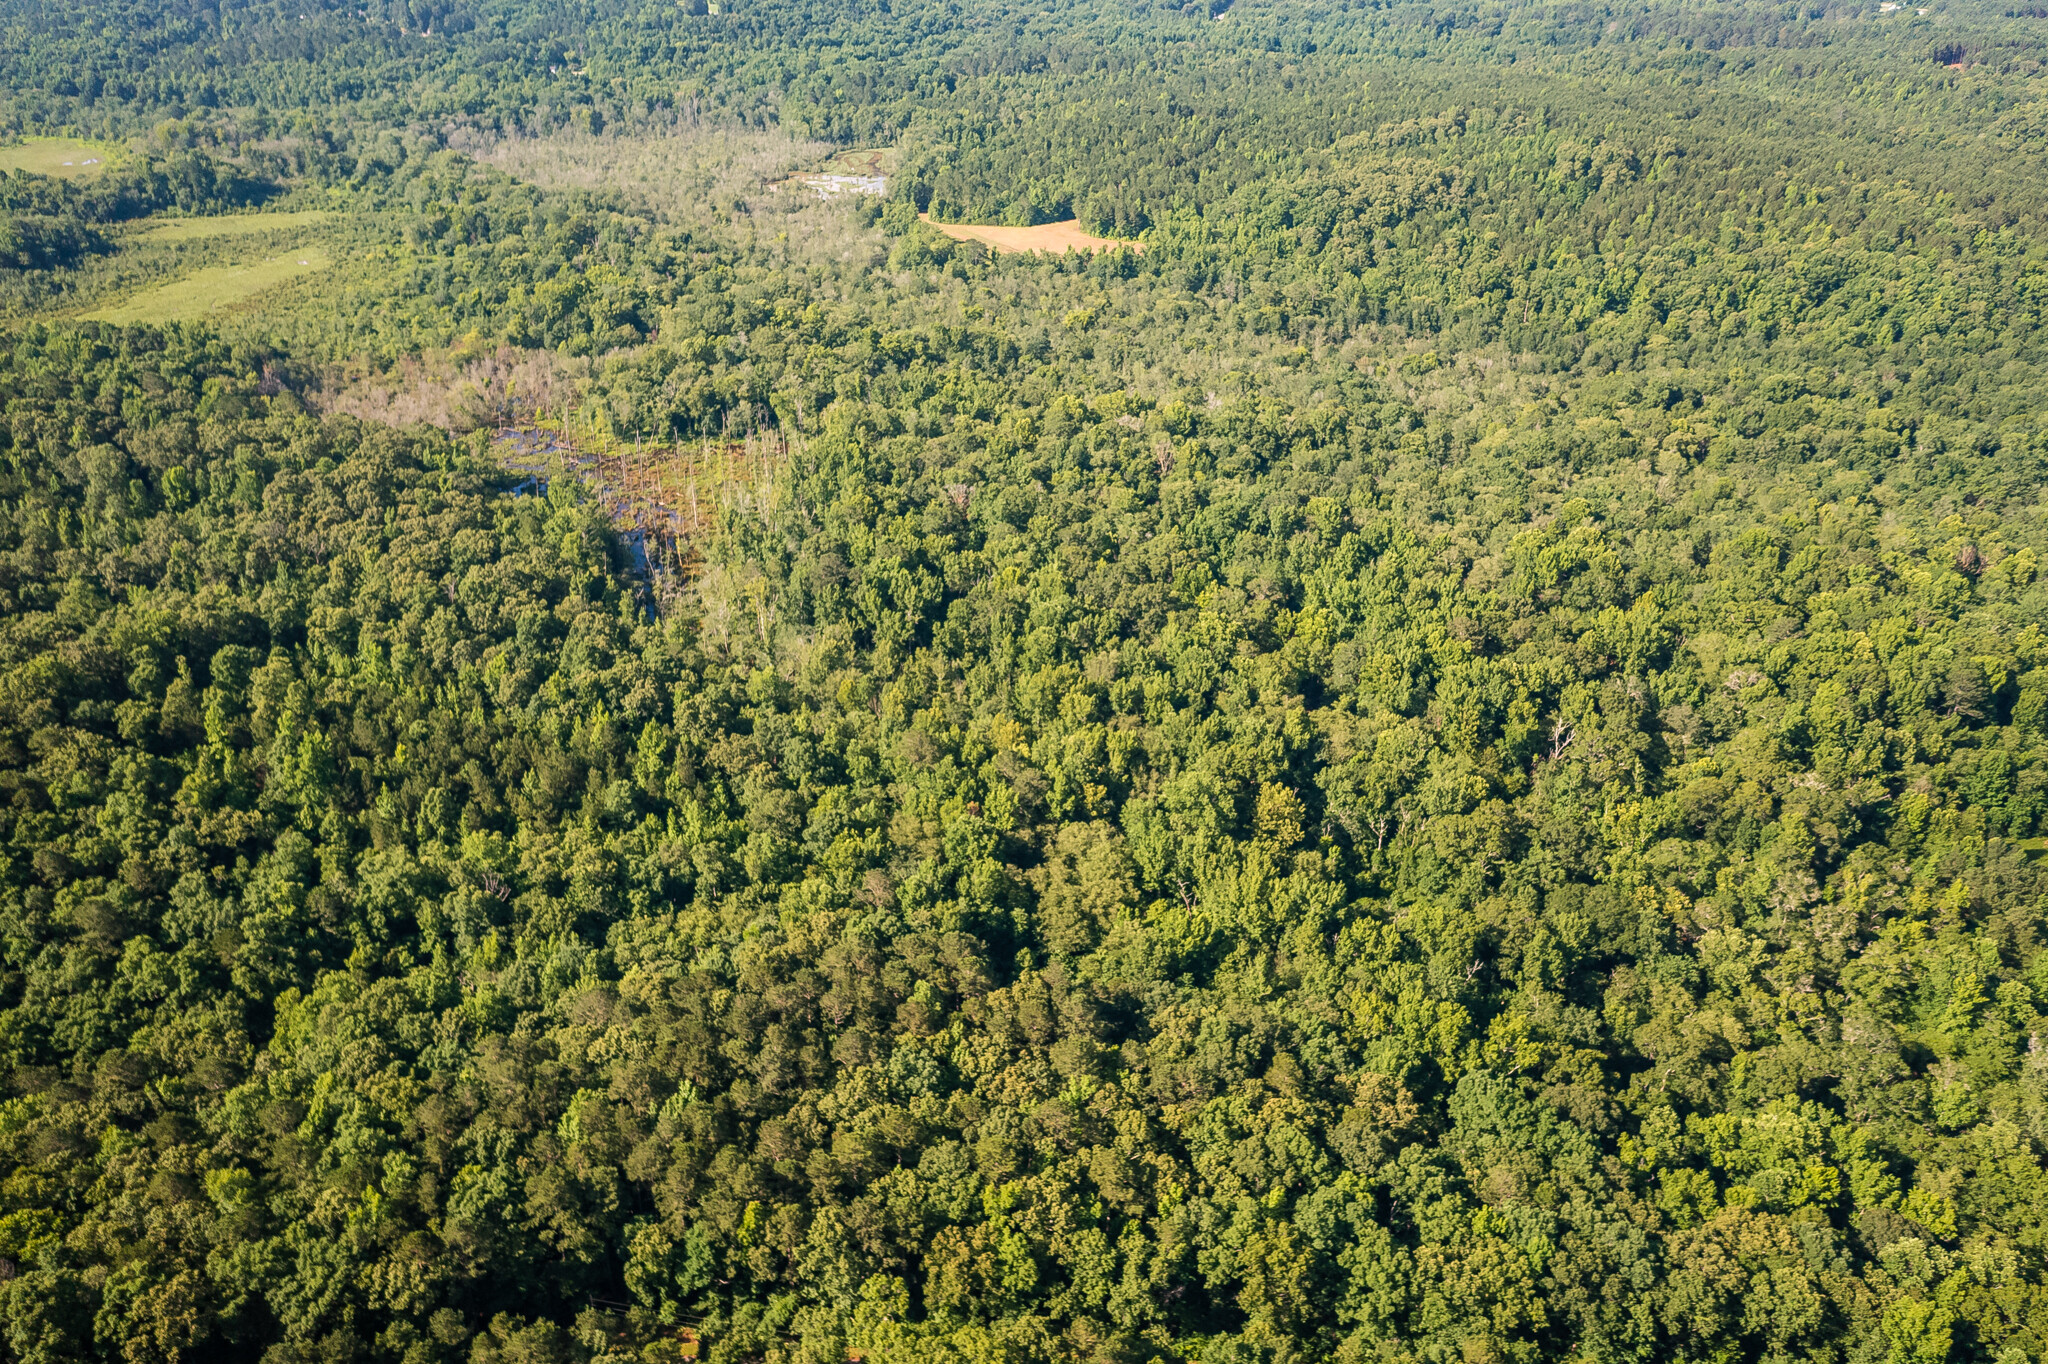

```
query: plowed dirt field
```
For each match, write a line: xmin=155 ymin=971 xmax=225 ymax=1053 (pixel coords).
xmin=920 ymin=214 xmax=1142 ymax=255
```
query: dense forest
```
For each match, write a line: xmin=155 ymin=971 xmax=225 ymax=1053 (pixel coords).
xmin=5 ymin=1 xmax=2048 ymax=1363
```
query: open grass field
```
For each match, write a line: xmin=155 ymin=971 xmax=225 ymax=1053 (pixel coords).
xmin=0 ymin=136 xmax=123 ymax=178
xmin=918 ymin=213 xmax=1141 ymax=255
xmin=137 ymin=210 xmax=334 ymax=242
xmin=85 ymin=247 xmax=334 ymax=324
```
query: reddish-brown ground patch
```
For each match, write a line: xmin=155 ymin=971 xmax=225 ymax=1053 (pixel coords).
xmin=919 ymin=213 xmax=1142 ymax=255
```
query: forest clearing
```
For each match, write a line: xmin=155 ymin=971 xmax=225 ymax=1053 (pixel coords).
xmin=821 ymin=147 xmax=896 ymax=178
xmin=0 ymin=135 xmax=120 ymax=178
xmin=784 ymin=147 xmax=896 ymax=198
xmin=917 ymin=212 xmax=1141 ymax=254
xmin=491 ymin=420 xmax=785 ymax=552
xmin=134 ymin=210 xmax=334 ymax=242
xmin=83 ymin=246 xmax=333 ymax=323
xmin=489 ymin=418 xmax=789 ymax=614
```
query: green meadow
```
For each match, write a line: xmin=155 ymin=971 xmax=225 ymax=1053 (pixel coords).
xmin=0 ymin=136 xmax=122 ymax=178
xmin=85 ymin=246 xmax=334 ymax=324
xmin=135 ymin=210 xmax=334 ymax=242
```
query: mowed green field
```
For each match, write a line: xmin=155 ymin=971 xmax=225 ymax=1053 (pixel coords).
xmin=85 ymin=247 xmax=334 ymax=324
xmin=0 ymin=136 xmax=122 ymax=178
xmin=137 ymin=210 xmax=334 ymax=241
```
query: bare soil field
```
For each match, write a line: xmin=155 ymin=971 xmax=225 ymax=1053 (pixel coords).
xmin=919 ymin=214 xmax=1142 ymax=255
